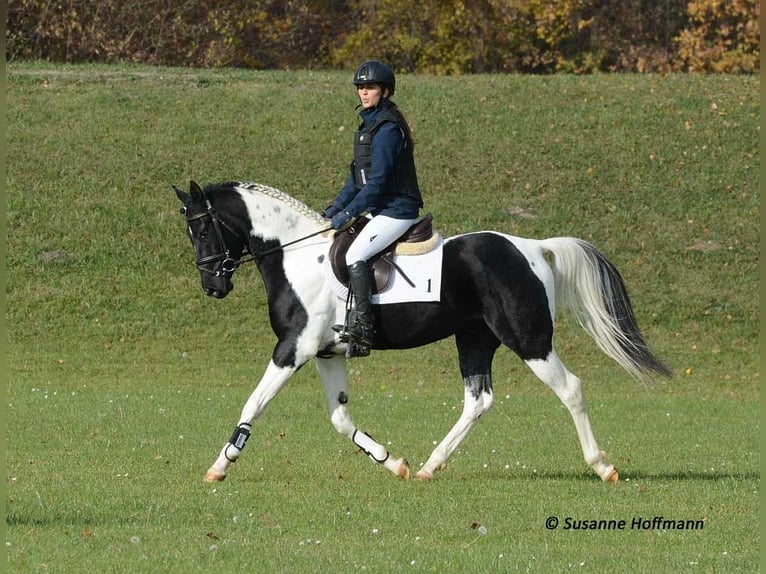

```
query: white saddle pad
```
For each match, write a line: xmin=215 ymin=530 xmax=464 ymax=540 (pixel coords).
xmin=324 ymin=236 xmax=444 ymax=304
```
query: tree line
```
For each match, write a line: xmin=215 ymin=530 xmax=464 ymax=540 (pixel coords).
xmin=6 ymin=0 xmax=760 ymax=73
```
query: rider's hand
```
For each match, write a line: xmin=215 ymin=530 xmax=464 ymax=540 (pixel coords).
xmin=321 ymin=205 xmax=340 ymax=219
xmin=331 ymin=210 xmax=355 ymax=231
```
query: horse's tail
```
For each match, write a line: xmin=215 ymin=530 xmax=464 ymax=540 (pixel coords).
xmin=539 ymin=237 xmax=672 ymax=383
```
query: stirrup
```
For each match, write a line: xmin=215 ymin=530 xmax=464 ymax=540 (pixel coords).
xmin=333 ymin=322 xmax=374 ymax=347
xmin=332 ymin=323 xmax=372 ymax=357
xmin=332 ymin=323 xmax=353 ymax=342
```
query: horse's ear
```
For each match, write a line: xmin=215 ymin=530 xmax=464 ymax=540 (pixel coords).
xmin=172 ymin=184 xmax=188 ymax=203
xmin=190 ymin=180 xmax=204 ymax=200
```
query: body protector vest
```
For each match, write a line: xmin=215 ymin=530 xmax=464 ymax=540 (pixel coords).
xmin=353 ymin=109 xmax=423 ymax=208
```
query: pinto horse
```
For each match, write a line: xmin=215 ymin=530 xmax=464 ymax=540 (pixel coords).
xmin=174 ymin=180 xmax=671 ymax=483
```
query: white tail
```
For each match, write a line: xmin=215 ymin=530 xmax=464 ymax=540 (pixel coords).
xmin=540 ymin=237 xmax=672 ymax=383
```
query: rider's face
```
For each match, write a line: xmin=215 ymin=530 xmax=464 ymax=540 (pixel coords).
xmin=357 ymin=83 xmax=385 ymax=109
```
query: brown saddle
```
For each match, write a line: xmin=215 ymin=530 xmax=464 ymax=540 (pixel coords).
xmin=329 ymin=214 xmax=434 ymax=294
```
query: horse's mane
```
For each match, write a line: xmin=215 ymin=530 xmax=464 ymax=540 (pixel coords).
xmin=204 ymin=181 xmax=326 ymax=225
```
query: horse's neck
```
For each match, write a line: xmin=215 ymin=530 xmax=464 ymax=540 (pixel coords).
xmin=247 ymin=206 xmax=331 ymax=308
xmin=236 ymin=184 xmax=332 ymax=299
xmin=236 ymin=184 xmax=326 ymax=244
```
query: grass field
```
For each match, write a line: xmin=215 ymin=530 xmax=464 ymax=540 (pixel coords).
xmin=5 ymin=63 xmax=760 ymax=572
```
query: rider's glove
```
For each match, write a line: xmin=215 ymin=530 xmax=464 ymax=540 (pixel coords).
xmin=321 ymin=205 xmax=340 ymax=219
xmin=331 ymin=210 xmax=355 ymax=231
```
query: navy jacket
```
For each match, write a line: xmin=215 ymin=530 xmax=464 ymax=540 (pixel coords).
xmin=331 ymin=102 xmax=422 ymax=219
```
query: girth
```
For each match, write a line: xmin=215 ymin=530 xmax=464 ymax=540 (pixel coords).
xmin=329 ymin=214 xmax=434 ymax=294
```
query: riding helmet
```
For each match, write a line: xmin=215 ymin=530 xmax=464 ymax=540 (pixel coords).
xmin=353 ymin=60 xmax=395 ymax=96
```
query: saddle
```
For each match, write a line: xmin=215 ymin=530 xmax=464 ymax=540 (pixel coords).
xmin=329 ymin=214 xmax=436 ymax=294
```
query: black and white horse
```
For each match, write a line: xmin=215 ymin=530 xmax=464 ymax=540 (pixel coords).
xmin=174 ymin=180 xmax=671 ymax=483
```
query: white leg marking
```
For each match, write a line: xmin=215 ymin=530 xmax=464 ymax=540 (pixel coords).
xmin=526 ymin=352 xmax=616 ymax=481
xmin=316 ymin=355 xmax=355 ymax=438
xmin=316 ymin=355 xmax=409 ymax=479
xmin=205 ymin=360 xmax=297 ymax=480
xmin=416 ymin=387 xmax=494 ymax=480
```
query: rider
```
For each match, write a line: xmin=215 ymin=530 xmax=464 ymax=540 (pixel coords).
xmin=322 ymin=60 xmax=424 ymax=357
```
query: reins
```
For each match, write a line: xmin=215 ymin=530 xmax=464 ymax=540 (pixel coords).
xmin=235 ymin=225 xmax=334 ymax=267
xmin=183 ymin=191 xmax=333 ymax=276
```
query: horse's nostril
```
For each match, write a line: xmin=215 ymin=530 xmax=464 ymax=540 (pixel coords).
xmin=203 ymin=284 xmax=229 ymax=298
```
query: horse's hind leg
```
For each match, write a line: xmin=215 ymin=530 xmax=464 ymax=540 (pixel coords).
xmin=416 ymin=328 xmax=499 ymax=480
xmin=315 ymin=355 xmax=410 ymax=479
xmin=525 ymin=351 xmax=619 ymax=482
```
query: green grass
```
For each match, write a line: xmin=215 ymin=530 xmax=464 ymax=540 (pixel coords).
xmin=6 ymin=63 xmax=760 ymax=572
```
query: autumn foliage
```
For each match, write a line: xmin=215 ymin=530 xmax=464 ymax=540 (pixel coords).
xmin=6 ymin=0 xmax=760 ymax=73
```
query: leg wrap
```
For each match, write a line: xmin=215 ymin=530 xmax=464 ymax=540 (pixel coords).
xmin=352 ymin=430 xmax=389 ymax=464
xmin=224 ymin=423 xmax=252 ymax=462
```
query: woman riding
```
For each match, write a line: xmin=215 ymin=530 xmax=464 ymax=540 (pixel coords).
xmin=322 ymin=60 xmax=424 ymax=357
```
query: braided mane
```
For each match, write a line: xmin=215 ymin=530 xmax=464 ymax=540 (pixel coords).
xmin=205 ymin=181 xmax=325 ymax=226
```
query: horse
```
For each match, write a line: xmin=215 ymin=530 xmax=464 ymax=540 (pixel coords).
xmin=173 ymin=180 xmax=671 ymax=484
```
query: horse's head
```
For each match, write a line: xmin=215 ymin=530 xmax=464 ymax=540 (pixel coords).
xmin=174 ymin=180 xmax=245 ymax=299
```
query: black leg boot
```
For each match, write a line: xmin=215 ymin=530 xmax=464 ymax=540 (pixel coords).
xmin=334 ymin=261 xmax=375 ymax=356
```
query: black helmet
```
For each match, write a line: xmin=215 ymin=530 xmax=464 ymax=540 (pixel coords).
xmin=353 ymin=60 xmax=395 ymax=96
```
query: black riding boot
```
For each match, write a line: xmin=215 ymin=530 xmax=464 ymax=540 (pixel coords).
xmin=333 ymin=261 xmax=375 ymax=356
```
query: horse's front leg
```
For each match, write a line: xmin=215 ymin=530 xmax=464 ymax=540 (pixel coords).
xmin=315 ymin=355 xmax=410 ymax=479
xmin=204 ymin=359 xmax=297 ymax=482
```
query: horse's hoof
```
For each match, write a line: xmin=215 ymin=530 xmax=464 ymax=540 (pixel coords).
xmin=604 ymin=468 xmax=619 ymax=484
xmin=204 ymin=469 xmax=227 ymax=482
xmin=396 ymin=458 xmax=411 ymax=480
xmin=414 ymin=469 xmax=434 ymax=481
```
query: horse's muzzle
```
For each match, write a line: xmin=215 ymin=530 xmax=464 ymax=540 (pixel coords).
xmin=205 ymin=288 xmax=228 ymax=299
xmin=202 ymin=278 xmax=233 ymax=299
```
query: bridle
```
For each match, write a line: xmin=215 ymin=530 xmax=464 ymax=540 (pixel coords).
xmin=182 ymin=196 xmax=243 ymax=278
xmin=182 ymin=194 xmax=332 ymax=278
